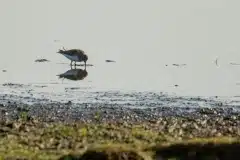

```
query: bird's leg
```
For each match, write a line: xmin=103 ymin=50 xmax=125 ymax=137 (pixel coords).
xmin=70 ymin=61 xmax=73 ymax=66
xmin=84 ymin=61 xmax=86 ymax=70
xmin=74 ymin=61 xmax=77 ymax=66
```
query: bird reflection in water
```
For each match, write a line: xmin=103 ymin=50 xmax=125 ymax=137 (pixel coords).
xmin=57 ymin=67 xmax=88 ymax=81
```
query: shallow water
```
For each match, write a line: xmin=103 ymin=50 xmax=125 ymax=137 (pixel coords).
xmin=1 ymin=1 xmax=240 ymax=109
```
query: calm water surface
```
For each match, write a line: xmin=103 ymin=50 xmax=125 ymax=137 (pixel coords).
xmin=1 ymin=1 xmax=240 ymax=107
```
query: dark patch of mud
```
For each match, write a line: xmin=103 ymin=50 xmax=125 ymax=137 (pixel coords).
xmin=34 ymin=85 xmax=47 ymax=88
xmin=105 ymin=60 xmax=116 ymax=63
xmin=65 ymin=87 xmax=92 ymax=91
xmin=35 ymin=59 xmax=50 ymax=62
xmin=66 ymin=87 xmax=81 ymax=90
xmin=172 ymin=63 xmax=187 ymax=67
xmin=230 ymin=62 xmax=240 ymax=65
xmin=54 ymin=39 xmax=60 ymax=42
xmin=2 ymin=83 xmax=30 ymax=88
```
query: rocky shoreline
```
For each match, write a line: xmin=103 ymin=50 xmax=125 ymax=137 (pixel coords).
xmin=0 ymin=101 xmax=239 ymax=137
xmin=0 ymin=100 xmax=239 ymax=159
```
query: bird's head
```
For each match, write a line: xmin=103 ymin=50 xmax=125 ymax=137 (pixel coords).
xmin=83 ymin=54 xmax=88 ymax=63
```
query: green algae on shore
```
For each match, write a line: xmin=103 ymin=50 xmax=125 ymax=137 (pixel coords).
xmin=0 ymin=119 xmax=239 ymax=160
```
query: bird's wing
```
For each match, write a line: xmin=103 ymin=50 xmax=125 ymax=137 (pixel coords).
xmin=58 ymin=49 xmax=85 ymax=55
xmin=64 ymin=49 xmax=78 ymax=55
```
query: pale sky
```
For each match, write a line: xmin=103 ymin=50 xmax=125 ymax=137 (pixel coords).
xmin=1 ymin=0 xmax=240 ymax=63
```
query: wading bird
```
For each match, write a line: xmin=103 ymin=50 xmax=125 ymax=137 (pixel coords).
xmin=57 ymin=47 xmax=88 ymax=68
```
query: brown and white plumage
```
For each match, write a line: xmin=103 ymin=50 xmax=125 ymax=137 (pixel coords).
xmin=57 ymin=48 xmax=88 ymax=67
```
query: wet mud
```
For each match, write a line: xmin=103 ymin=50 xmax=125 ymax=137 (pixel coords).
xmin=35 ymin=59 xmax=50 ymax=62
xmin=0 ymin=91 xmax=239 ymax=124
xmin=105 ymin=60 xmax=116 ymax=62
xmin=0 ymin=59 xmax=240 ymax=124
